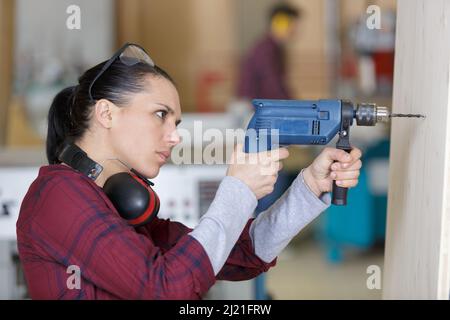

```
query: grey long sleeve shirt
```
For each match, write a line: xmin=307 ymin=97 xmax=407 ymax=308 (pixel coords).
xmin=189 ymin=171 xmax=331 ymax=274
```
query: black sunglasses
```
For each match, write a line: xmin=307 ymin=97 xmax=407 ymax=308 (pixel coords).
xmin=88 ymin=43 xmax=155 ymax=103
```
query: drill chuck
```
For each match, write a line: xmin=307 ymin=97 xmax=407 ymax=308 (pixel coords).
xmin=354 ymin=103 xmax=390 ymax=126
xmin=353 ymin=102 xmax=425 ymax=125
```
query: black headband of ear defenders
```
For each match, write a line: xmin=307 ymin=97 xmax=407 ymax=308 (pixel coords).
xmin=57 ymin=142 xmax=159 ymax=227
xmin=58 ymin=142 xmax=104 ymax=180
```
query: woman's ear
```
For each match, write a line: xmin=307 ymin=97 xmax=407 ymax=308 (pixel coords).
xmin=94 ymin=99 xmax=115 ymax=129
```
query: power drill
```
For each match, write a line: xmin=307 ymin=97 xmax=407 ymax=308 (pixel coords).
xmin=244 ymin=99 xmax=425 ymax=206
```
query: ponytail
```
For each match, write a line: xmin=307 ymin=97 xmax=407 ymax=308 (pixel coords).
xmin=46 ymin=86 xmax=77 ymax=164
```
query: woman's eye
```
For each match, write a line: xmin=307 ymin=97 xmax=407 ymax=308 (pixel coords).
xmin=155 ymin=110 xmax=168 ymax=119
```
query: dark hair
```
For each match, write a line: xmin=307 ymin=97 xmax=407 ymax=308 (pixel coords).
xmin=46 ymin=60 xmax=174 ymax=164
xmin=268 ymin=3 xmax=301 ymax=22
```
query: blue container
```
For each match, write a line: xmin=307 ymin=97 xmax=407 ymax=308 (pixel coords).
xmin=317 ymin=139 xmax=390 ymax=263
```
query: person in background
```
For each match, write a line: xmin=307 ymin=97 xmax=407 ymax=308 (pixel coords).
xmin=237 ymin=3 xmax=301 ymax=100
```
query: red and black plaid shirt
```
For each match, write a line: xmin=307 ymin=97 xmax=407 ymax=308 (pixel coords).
xmin=16 ymin=164 xmax=276 ymax=300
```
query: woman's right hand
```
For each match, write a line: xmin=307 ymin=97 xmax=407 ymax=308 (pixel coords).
xmin=226 ymin=143 xmax=290 ymax=199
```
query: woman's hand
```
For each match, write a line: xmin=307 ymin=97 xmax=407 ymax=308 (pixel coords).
xmin=226 ymin=143 xmax=289 ymax=199
xmin=303 ymin=147 xmax=362 ymax=197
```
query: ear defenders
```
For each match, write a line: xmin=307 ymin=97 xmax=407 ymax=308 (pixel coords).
xmin=58 ymin=143 xmax=159 ymax=227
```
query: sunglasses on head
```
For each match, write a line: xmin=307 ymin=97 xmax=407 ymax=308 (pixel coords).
xmin=88 ymin=43 xmax=155 ymax=103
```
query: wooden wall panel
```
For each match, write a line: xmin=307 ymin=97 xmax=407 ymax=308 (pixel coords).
xmin=0 ymin=0 xmax=14 ymax=146
xmin=383 ymin=0 xmax=450 ymax=299
xmin=116 ymin=0 xmax=235 ymax=112
xmin=288 ymin=0 xmax=329 ymax=99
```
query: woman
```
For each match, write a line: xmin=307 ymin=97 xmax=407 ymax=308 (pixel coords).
xmin=16 ymin=43 xmax=362 ymax=299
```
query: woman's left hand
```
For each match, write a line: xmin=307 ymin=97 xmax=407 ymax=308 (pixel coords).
xmin=303 ymin=147 xmax=363 ymax=197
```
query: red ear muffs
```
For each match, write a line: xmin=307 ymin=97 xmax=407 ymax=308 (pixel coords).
xmin=103 ymin=172 xmax=160 ymax=227
xmin=58 ymin=142 xmax=159 ymax=227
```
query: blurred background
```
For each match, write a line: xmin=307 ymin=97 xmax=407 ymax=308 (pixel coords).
xmin=0 ymin=0 xmax=396 ymax=299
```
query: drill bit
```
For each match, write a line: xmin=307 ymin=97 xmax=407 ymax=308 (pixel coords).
xmin=354 ymin=104 xmax=426 ymax=125
xmin=389 ymin=113 xmax=426 ymax=118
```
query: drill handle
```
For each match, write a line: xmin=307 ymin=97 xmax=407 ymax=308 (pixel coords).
xmin=331 ymin=148 xmax=351 ymax=206
xmin=332 ymin=101 xmax=354 ymax=206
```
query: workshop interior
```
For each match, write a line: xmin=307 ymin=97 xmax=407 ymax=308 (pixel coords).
xmin=0 ymin=0 xmax=398 ymax=299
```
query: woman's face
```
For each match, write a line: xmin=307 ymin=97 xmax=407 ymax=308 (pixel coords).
xmin=109 ymin=76 xmax=182 ymax=178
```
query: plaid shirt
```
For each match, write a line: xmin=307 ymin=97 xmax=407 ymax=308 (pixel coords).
xmin=16 ymin=165 xmax=276 ymax=300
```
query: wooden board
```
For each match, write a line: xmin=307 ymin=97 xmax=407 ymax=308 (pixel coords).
xmin=0 ymin=0 xmax=14 ymax=146
xmin=116 ymin=0 xmax=235 ymax=112
xmin=383 ymin=0 xmax=450 ymax=299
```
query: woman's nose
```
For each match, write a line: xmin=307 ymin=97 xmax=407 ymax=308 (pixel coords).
xmin=167 ymin=129 xmax=181 ymax=147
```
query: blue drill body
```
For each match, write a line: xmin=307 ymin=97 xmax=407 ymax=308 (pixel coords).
xmin=244 ymin=99 xmax=349 ymax=152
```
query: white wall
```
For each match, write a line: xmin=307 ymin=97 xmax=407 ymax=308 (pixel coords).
xmin=15 ymin=0 xmax=114 ymax=73
xmin=13 ymin=0 xmax=115 ymax=138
